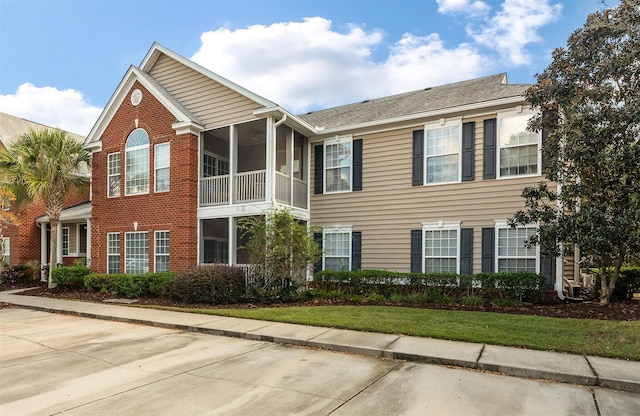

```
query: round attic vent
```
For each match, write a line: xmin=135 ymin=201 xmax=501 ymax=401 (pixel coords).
xmin=131 ymin=89 xmax=142 ymax=106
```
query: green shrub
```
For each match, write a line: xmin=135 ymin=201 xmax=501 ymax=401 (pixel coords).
xmin=84 ymin=272 xmax=177 ymax=298
xmin=171 ymin=265 xmax=245 ymax=304
xmin=52 ymin=266 xmax=91 ymax=287
xmin=367 ymin=293 xmax=387 ymax=303
xmin=593 ymin=267 xmax=640 ymax=300
xmin=477 ymin=272 xmax=544 ymax=302
xmin=0 ymin=265 xmax=33 ymax=284
xmin=459 ymin=294 xmax=485 ymax=306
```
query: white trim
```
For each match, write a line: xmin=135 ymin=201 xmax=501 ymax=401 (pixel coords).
xmin=154 ymin=230 xmax=170 ymax=272
xmin=323 ymin=135 xmax=353 ymax=194
xmin=423 ymin=118 xmax=463 ymax=186
xmin=125 ymin=129 xmax=150 ymax=196
xmin=124 ymin=231 xmax=150 ymax=274
xmin=421 ymin=221 xmax=461 ymax=274
xmin=154 ymin=142 xmax=170 ymax=193
xmin=61 ymin=227 xmax=70 ymax=257
xmin=496 ymin=109 xmax=542 ymax=180
xmin=107 ymin=152 xmax=121 ymax=198
xmin=322 ymin=226 xmax=352 ymax=272
xmin=107 ymin=232 xmax=120 ymax=274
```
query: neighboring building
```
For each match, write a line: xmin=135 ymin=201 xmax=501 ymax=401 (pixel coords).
xmin=54 ymin=42 xmax=573 ymax=297
xmin=0 ymin=113 xmax=90 ymax=271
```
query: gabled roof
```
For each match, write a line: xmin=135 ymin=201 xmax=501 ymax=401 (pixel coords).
xmin=298 ymin=74 xmax=530 ymax=132
xmin=0 ymin=112 xmax=85 ymax=148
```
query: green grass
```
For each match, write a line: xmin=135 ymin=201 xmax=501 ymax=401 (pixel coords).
xmin=139 ymin=305 xmax=640 ymax=360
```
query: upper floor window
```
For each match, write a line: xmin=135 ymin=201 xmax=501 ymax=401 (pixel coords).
xmin=125 ymin=129 xmax=149 ymax=195
xmin=155 ymin=143 xmax=170 ymax=192
xmin=498 ymin=112 xmax=540 ymax=178
xmin=203 ymin=152 xmax=229 ymax=177
xmin=324 ymin=136 xmax=352 ymax=193
xmin=108 ymin=153 xmax=120 ymax=198
xmin=425 ymin=120 xmax=461 ymax=184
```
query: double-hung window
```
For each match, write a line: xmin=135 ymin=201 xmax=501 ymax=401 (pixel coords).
xmin=107 ymin=233 xmax=120 ymax=274
xmin=2 ymin=237 xmax=9 ymax=265
xmin=125 ymin=129 xmax=150 ymax=195
xmin=203 ymin=152 xmax=229 ymax=177
xmin=61 ymin=227 xmax=70 ymax=256
xmin=425 ymin=120 xmax=461 ymax=184
xmin=496 ymin=221 xmax=537 ymax=272
xmin=108 ymin=153 xmax=121 ymax=197
xmin=324 ymin=136 xmax=352 ymax=193
xmin=125 ymin=231 xmax=149 ymax=274
xmin=497 ymin=112 xmax=540 ymax=177
xmin=154 ymin=143 xmax=170 ymax=192
xmin=323 ymin=227 xmax=351 ymax=271
xmin=423 ymin=222 xmax=460 ymax=273
xmin=154 ymin=231 xmax=170 ymax=272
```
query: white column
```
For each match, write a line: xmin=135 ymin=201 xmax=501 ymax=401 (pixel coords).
xmin=229 ymin=125 xmax=237 ymax=204
xmin=265 ymin=116 xmax=275 ymax=204
xmin=229 ymin=217 xmax=237 ymax=265
xmin=287 ymin=127 xmax=293 ymax=205
xmin=40 ymin=224 xmax=47 ymax=281
xmin=56 ymin=222 xmax=63 ymax=265
xmin=85 ymin=218 xmax=92 ymax=267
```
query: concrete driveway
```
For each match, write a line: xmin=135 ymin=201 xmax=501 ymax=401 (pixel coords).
xmin=1 ymin=308 xmax=638 ymax=416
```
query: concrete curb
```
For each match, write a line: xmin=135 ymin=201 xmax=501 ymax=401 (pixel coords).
xmin=2 ymin=289 xmax=639 ymax=394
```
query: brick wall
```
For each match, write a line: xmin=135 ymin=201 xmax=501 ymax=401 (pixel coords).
xmin=90 ymin=81 xmax=199 ymax=273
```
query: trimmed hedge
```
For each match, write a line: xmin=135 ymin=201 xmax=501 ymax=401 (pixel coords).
xmin=52 ymin=266 xmax=91 ymax=287
xmin=84 ymin=272 xmax=176 ymax=298
xmin=171 ymin=265 xmax=246 ymax=304
xmin=313 ymin=270 xmax=545 ymax=303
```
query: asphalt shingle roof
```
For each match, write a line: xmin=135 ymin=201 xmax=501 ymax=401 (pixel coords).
xmin=297 ymin=73 xmax=530 ymax=130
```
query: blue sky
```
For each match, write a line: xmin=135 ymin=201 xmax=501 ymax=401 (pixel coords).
xmin=0 ymin=0 xmax=616 ymax=135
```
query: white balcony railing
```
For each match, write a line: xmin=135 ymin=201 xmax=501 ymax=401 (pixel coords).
xmin=235 ymin=170 xmax=266 ymax=203
xmin=200 ymin=175 xmax=229 ymax=206
xmin=275 ymin=171 xmax=291 ymax=204
xmin=293 ymin=178 xmax=307 ymax=208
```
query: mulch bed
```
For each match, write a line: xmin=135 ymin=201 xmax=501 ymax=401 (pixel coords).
xmin=3 ymin=282 xmax=640 ymax=321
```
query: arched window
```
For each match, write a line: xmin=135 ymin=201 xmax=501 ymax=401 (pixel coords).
xmin=125 ymin=129 xmax=150 ymax=195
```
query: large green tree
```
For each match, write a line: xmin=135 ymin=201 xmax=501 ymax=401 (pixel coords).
xmin=510 ymin=0 xmax=640 ymax=306
xmin=0 ymin=129 xmax=91 ymax=288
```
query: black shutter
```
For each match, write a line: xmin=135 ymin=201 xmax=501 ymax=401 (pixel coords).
xmin=353 ymin=139 xmax=363 ymax=191
xmin=410 ymin=229 xmax=422 ymax=273
xmin=540 ymin=254 xmax=556 ymax=290
xmin=412 ymin=130 xmax=424 ymax=186
xmin=314 ymin=145 xmax=323 ymax=194
xmin=481 ymin=227 xmax=495 ymax=273
xmin=351 ymin=231 xmax=362 ymax=271
xmin=461 ymin=122 xmax=475 ymax=182
xmin=460 ymin=228 xmax=473 ymax=275
xmin=313 ymin=232 xmax=323 ymax=273
xmin=483 ymin=118 xmax=497 ymax=180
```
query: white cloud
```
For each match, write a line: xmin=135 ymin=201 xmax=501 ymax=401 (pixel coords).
xmin=436 ymin=0 xmax=491 ymax=16
xmin=191 ymin=17 xmax=486 ymax=114
xmin=0 ymin=83 xmax=102 ymax=136
xmin=468 ymin=0 xmax=562 ymax=65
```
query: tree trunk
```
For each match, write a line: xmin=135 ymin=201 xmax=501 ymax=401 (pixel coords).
xmin=48 ymin=217 xmax=59 ymax=289
xmin=599 ymin=261 xmax=622 ymax=307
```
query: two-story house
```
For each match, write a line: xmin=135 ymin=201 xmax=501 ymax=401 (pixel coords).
xmin=0 ymin=112 xmax=90 ymax=273
xmin=83 ymin=43 xmax=572 ymax=298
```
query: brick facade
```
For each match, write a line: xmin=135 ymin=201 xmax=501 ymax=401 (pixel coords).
xmin=90 ymin=81 xmax=199 ymax=273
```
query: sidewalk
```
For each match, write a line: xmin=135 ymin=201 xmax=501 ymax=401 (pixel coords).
xmin=2 ymin=289 xmax=639 ymax=394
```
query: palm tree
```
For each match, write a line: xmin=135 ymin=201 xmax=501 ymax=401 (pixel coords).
xmin=0 ymin=129 xmax=90 ymax=288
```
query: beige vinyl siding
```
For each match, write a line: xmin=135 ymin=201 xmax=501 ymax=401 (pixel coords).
xmin=148 ymin=55 xmax=260 ymax=128
xmin=311 ymin=113 xmax=548 ymax=274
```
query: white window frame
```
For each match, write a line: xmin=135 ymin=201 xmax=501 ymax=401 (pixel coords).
xmin=202 ymin=152 xmax=229 ymax=177
xmin=107 ymin=152 xmax=121 ymax=198
xmin=495 ymin=220 xmax=539 ymax=273
xmin=124 ymin=231 xmax=149 ymax=274
xmin=154 ymin=143 xmax=170 ymax=193
xmin=497 ymin=109 xmax=542 ymax=179
xmin=424 ymin=118 xmax=462 ymax=185
xmin=154 ymin=230 xmax=170 ymax=272
xmin=323 ymin=135 xmax=353 ymax=194
xmin=2 ymin=237 xmax=10 ymax=265
xmin=107 ymin=233 xmax=120 ymax=274
xmin=322 ymin=226 xmax=352 ymax=271
xmin=125 ymin=128 xmax=150 ymax=196
xmin=61 ymin=227 xmax=70 ymax=256
xmin=422 ymin=221 xmax=461 ymax=273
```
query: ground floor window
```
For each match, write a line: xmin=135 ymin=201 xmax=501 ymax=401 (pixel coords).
xmin=423 ymin=222 xmax=459 ymax=273
xmin=2 ymin=237 xmax=9 ymax=265
xmin=107 ymin=233 xmax=120 ymax=274
xmin=62 ymin=227 xmax=69 ymax=256
xmin=154 ymin=231 xmax=170 ymax=272
xmin=323 ymin=228 xmax=351 ymax=271
xmin=125 ymin=232 xmax=148 ymax=274
xmin=497 ymin=225 xmax=537 ymax=272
